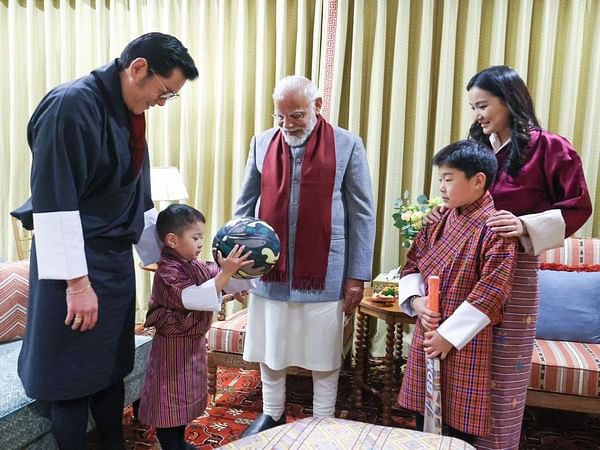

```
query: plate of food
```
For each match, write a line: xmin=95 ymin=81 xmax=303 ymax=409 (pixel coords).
xmin=369 ymin=287 xmax=398 ymax=306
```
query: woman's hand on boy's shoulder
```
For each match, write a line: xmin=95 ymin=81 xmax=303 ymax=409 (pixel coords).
xmin=424 ymin=205 xmax=446 ymax=225
xmin=486 ymin=209 xmax=527 ymax=237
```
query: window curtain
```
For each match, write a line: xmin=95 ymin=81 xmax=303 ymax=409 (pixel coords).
xmin=1 ymin=0 xmax=599 ymax=325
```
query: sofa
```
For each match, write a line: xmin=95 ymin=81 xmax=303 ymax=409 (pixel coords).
xmin=0 ymin=260 xmax=152 ymax=449
xmin=526 ymin=237 xmax=600 ymax=413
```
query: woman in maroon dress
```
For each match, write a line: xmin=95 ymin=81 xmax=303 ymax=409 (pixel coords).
xmin=465 ymin=66 xmax=592 ymax=449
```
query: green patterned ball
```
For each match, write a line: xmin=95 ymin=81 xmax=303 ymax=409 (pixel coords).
xmin=212 ymin=217 xmax=281 ymax=279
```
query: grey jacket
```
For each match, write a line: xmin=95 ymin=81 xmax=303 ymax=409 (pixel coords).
xmin=234 ymin=125 xmax=375 ymax=302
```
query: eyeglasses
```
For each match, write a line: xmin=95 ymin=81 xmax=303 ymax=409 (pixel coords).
xmin=150 ymin=69 xmax=179 ymax=101
xmin=272 ymin=111 xmax=307 ymax=122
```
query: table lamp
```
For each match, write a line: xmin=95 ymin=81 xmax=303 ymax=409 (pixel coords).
xmin=150 ymin=166 xmax=189 ymax=210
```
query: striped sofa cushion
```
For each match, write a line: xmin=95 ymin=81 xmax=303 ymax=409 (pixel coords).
xmin=530 ymin=339 xmax=600 ymax=397
xmin=208 ymin=309 xmax=248 ymax=354
xmin=540 ymin=237 xmax=600 ymax=265
xmin=0 ymin=261 xmax=29 ymax=343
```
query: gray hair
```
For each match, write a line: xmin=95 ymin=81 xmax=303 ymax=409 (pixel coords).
xmin=272 ymin=75 xmax=321 ymax=103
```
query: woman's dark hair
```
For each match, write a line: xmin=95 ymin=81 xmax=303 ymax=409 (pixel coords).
xmin=156 ymin=204 xmax=206 ymax=243
xmin=466 ymin=65 xmax=540 ymax=176
xmin=119 ymin=32 xmax=199 ymax=80
xmin=433 ymin=140 xmax=498 ymax=191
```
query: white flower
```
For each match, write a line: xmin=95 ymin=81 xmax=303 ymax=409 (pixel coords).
xmin=410 ymin=211 xmax=424 ymax=223
xmin=393 ymin=193 xmax=441 ymax=248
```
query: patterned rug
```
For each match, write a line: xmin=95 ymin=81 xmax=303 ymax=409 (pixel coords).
xmin=111 ymin=366 xmax=599 ymax=449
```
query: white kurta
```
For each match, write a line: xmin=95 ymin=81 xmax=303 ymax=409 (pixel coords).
xmin=243 ymin=293 xmax=344 ymax=371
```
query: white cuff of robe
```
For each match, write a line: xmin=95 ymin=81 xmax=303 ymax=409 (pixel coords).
xmin=223 ymin=278 xmax=256 ymax=294
xmin=134 ymin=208 xmax=162 ymax=265
xmin=437 ymin=301 xmax=490 ymax=351
xmin=398 ymin=273 xmax=425 ymax=317
xmin=182 ymin=278 xmax=222 ymax=311
xmin=33 ymin=211 xmax=87 ymax=280
xmin=519 ymin=209 xmax=565 ymax=256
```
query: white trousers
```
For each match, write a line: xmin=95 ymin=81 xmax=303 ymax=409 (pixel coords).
xmin=260 ymin=363 xmax=340 ymax=420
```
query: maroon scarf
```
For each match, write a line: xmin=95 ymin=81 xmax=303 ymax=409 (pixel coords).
xmin=129 ymin=112 xmax=146 ymax=176
xmin=259 ymin=114 xmax=336 ymax=290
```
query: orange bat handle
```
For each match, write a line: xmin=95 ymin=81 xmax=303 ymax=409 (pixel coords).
xmin=427 ymin=275 xmax=440 ymax=313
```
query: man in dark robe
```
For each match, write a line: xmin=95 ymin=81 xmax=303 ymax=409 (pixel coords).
xmin=11 ymin=33 xmax=198 ymax=449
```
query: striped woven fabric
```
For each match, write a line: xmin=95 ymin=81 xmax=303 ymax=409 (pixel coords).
xmin=530 ymin=339 xmax=600 ymax=397
xmin=207 ymin=309 xmax=248 ymax=354
xmin=220 ymin=417 xmax=475 ymax=449
xmin=0 ymin=261 xmax=29 ymax=343
xmin=540 ymin=237 xmax=600 ymax=265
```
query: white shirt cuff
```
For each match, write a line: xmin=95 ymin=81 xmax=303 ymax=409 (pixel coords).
xmin=134 ymin=208 xmax=162 ymax=265
xmin=223 ymin=278 xmax=256 ymax=294
xmin=437 ymin=301 xmax=490 ymax=351
xmin=181 ymin=278 xmax=222 ymax=311
xmin=33 ymin=211 xmax=87 ymax=280
xmin=398 ymin=273 xmax=425 ymax=316
xmin=519 ymin=209 xmax=566 ymax=255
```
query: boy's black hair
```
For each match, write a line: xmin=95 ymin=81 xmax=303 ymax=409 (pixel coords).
xmin=119 ymin=32 xmax=199 ymax=80
xmin=433 ymin=140 xmax=498 ymax=191
xmin=156 ymin=204 xmax=206 ymax=243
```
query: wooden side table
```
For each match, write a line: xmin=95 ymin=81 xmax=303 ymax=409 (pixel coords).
xmin=353 ymin=289 xmax=416 ymax=425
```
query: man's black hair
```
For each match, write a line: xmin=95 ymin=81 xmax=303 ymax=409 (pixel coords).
xmin=119 ymin=32 xmax=199 ymax=80
xmin=156 ymin=204 xmax=206 ymax=243
xmin=433 ymin=140 xmax=498 ymax=191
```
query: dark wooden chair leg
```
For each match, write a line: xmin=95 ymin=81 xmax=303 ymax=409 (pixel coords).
xmin=382 ymin=320 xmax=395 ymax=426
xmin=394 ymin=322 xmax=404 ymax=380
xmin=353 ymin=311 xmax=368 ymax=408
xmin=208 ymin=362 xmax=218 ymax=406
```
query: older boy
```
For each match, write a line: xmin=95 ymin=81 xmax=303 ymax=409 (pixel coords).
xmin=397 ymin=140 xmax=518 ymax=444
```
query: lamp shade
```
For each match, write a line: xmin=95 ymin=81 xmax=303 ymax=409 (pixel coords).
xmin=150 ymin=167 xmax=189 ymax=202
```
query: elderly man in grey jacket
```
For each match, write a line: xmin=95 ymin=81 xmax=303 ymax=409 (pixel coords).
xmin=235 ymin=75 xmax=375 ymax=436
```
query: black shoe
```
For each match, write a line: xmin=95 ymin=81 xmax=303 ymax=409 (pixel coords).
xmin=241 ymin=413 xmax=286 ymax=438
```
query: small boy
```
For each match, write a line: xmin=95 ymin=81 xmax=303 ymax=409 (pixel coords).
xmin=397 ymin=140 xmax=518 ymax=443
xmin=138 ymin=204 xmax=253 ymax=450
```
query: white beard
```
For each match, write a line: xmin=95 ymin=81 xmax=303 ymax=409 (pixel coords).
xmin=281 ymin=114 xmax=318 ymax=147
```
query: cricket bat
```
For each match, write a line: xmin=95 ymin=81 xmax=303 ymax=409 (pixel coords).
xmin=423 ymin=275 xmax=442 ymax=435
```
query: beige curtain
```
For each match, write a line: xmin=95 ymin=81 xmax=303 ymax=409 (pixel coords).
xmin=1 ymin=1 xmax=599 ymax=324
xmin=321 ymin=0 xmax=600 ymax=273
